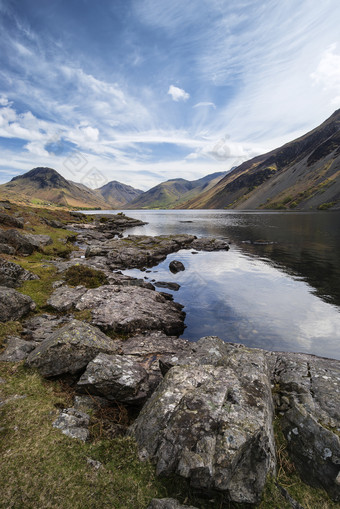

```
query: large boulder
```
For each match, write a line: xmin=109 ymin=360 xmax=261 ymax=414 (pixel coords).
xmin=0 ymin=229 xmax=36 ymax=255
xmin=0 ymin=213 xmax=24 ymax=228
xmin=0 ymin=286 xmax=36 ymax=321
xmin=0 ymin=259 xmax=39 ymax=288
xmin=129 ymin=338 xmax=276 ymax=505
xmin=26 ymin=320 xmax=118 ymax=377
xmin=75 ymin=285 xmax=185 ymax=336
xmin=169 ymin=260 xmax=185 ymax=273
xmin=23 ymin=233 xmax=52 ymax=248
xmin=274 ymin=352 xmax=340 ymax=501
xmin=77 ymin=353 xmax=149 ymax=403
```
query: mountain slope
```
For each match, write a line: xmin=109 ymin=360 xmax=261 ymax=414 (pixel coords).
xmin=0 ymin=167 xmax=109 ymax=208
xmin=96 ymin=180 xmax=143 ymax=208
xmin=126 ymin=172 xmax=227 ymax=209
xmin=181 ymin=110 xmax=340 ymax=210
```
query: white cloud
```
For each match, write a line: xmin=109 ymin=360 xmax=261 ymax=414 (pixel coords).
xmin=193 ymin=102 xmax=216 ymax=109
xmin=168 ymin=85 xmax=190 ymax=102
xmin=311 ymin=43 xmax=340 ymax=92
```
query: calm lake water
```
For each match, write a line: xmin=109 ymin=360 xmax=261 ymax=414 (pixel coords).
xmin=87 ymin=210 xmax=340 ymax=360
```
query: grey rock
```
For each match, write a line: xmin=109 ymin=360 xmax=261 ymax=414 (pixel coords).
xmin=77 ymin=353 xmax=149 ymax=403
xmin=129 ymin=338 xmax=276 ymax=505
xmin=23 ymin=233 xmax=52 ymax=248
xmin=86 ymin=457 xmax=102 ymax=470
xmin=191 ymin=238 xmax=229 ymax=252
xmin=274 ymin=352 xmax=340 ymax=501
xmin=22 ymin=314 xmax=70 ymax=342
xmin=53 ymin=407 xmax=90 ymax=441
xmin=86 ymin=234 xmax=196 ymax=269
xmin=0 ymin=243 xmax=15 ymax=255
xmin=42 ymin=217 xmax=63 ymax=228
xmin=0 ymin=259 xmax=39 ymax=288
xmin=26 ymin=319 xmax=118 ymax=377
xmin=47 ymin=285 xmax=87 ymax=312
xmin=75 ymin=285 xmax=185 ymax=336
xmin=0 ymin=286 xmax=36 ymax=321
xmin=0 ymin=229 xmax=37 ymax=255
xmin=169 ymin=260 xmax=185 ymax=273
xmin=0 ymin=213 xmax=24 ymax=228
xmin=154 ymin=281 xmax=180 ymax=291
xmin=147 ymin=499 xmax=198 ymax=509
xmin=0 ymin=336 xmax=38 ymax=362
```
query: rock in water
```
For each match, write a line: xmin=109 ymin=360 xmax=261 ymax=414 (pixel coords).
xmin=129 ymin=338 xmax=276 ymax=505
xmin=0 ymin=286 xmax=36 ymax=321
xmin=26 ymin=319 xmax=119 ymax=377
xmin=169 ymin=260 xmax=185 ymax=273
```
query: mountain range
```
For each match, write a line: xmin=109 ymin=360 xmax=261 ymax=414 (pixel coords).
xmin=0 ymin=109 xmax=339 ymax=210
xmin=180 ymin=109 xmax=340 ymax=210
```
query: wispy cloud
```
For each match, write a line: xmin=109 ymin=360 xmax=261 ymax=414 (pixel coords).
xmin=193 ymin=102 xmax=216 ymax=109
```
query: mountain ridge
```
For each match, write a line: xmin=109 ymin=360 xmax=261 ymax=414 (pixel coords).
xmin=180 ymin=109 xmax=340 ymax=210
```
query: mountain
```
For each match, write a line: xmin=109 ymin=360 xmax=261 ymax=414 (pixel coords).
xmin=180 ymin=110 xmax=340 ymax=210
xmin=0 ymin=167 xmax=109 ymax=208
xmin=126 ymin=172 xmax=227 ymax=209
xmin=96 ymin=180 xmax=143 ymax=208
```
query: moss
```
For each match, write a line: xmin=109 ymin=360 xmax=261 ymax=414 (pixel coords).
xmin=63 ymin=265 xmax=108 ymax=289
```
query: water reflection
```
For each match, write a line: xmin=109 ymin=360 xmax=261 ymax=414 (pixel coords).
xmin=85 ymin=209 xmax=340 ymax=359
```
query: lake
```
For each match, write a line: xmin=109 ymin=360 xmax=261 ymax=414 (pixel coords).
xmin=86 ymin=209 xmax=340 ymax=360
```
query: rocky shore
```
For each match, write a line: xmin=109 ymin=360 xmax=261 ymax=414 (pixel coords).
xmin=0 ymin=208 xmax=339 ymax=507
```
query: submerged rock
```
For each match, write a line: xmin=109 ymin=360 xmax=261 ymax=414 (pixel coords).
xmin=129 ymin=338 xmax=276 ymax=505
xmin=26 ymin=320 xmax=118 ymax=377
xmin=0 ymin=286 xmax=36 ymax=321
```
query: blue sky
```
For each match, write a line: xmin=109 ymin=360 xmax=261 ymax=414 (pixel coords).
xmin=1 ymin=0 xmax=340 ymax=190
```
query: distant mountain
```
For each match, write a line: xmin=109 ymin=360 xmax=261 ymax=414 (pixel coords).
xmin=126 ymin=172 xmax=227 ymax=209
xmin=0 ymin=167 xmax=108 ymax=208
xmin=96 ymin=180 xmax=143 ymax=208
xmin=180 ymin=110 xmax=340 ymax=210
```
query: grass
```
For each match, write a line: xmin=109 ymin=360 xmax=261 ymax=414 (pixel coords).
xmin=64 ymin=265 xmax=108 ymax=289
xmin=0 ymin=322 xmax=22 ymax=351
xmin=0 ymin=363 xmax=168 ymax=509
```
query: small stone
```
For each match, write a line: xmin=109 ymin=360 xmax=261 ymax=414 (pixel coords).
xmin=169 ymin=260 xmax=185 ymax=273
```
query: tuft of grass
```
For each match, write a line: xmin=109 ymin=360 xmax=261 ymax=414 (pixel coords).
xmin=0 ymin=322 xmax=23 ymax=351
xmin=64 ymin=265 xmax=108 ymax=289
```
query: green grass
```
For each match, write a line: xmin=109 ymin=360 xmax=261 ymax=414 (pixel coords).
xmin=64 ymin=265 xmax=108 ymax=289
xmin=0 ymin=363 xmax=168 ymax=509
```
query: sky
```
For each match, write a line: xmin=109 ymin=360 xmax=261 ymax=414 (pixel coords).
xmin=1 ymin=0 xmax=340 ymax=190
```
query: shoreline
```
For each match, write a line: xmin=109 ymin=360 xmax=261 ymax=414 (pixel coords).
xmin=0 ymin=207 xmax=339 ymax=507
